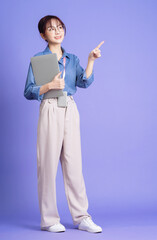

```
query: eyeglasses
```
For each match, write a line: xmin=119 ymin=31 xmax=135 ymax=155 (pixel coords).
xmin=47 ymin=24 xmax=64 ymax=32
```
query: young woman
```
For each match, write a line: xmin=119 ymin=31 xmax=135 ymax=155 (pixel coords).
xmin=24 ymin=15 xmax=104 ymax=233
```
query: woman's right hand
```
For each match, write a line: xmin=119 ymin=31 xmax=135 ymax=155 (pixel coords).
xmin=48 ymin=71 xmax=65 ymax=90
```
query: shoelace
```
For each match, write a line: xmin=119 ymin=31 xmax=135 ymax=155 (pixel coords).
xmin=84 ymin=217 xmax=98 ymax=227
xmin=50 ymin=223 xmax=60 ymax=227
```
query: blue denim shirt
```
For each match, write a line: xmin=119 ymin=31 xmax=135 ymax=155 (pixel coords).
xmin=24 ymin=44 xmax=94 ymax=101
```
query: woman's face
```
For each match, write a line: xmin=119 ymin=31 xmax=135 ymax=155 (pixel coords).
xmin=41 ymin=18 xmax=65 ymax=44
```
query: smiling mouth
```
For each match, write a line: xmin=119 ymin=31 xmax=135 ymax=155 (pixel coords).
xmin=55 ymin=36 xmax=62 ymax=39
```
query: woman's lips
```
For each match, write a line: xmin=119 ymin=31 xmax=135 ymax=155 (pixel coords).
xmin=55 ymin=36 xmax=62 ymax=39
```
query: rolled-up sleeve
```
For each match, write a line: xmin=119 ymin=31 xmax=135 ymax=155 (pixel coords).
xmin=24 ymin=62 xmax=44 ymax=101
xmin=75 ymin=56 xmax=94 ymax=88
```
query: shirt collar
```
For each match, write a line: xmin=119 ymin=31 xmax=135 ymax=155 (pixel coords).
xmin=43 ymin=44 xmax=70 ymax=60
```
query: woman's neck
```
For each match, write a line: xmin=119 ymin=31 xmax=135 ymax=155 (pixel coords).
xmin=48 ymin=43 xmax=62 ymax=56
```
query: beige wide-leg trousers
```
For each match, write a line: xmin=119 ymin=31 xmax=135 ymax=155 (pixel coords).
xmin=36 ymin=96 xmax=91 ymax=228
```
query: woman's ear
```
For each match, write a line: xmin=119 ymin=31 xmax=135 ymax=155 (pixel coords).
xmin=40 ymin=33 xmax=46 ymax=41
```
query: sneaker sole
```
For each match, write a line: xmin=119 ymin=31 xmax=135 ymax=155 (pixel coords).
xmin=78 ymin=226 xmax=102 ymax=233
xmin=41 ymin=227 xmax=65 ymax=232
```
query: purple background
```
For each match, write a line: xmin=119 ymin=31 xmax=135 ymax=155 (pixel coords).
xmin=0 ymin=0 xmax=157 ymax=239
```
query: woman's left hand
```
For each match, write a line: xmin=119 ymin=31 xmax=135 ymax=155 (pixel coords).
xmin=88 ymin=41 xmax=105 ymax=61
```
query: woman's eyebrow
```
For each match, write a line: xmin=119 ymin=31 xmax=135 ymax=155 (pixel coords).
xmin=47 ymin=24 xmax=62 ymax=28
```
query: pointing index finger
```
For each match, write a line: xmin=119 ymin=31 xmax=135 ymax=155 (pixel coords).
xmin=96 ymin=40 xmax=105 ymax=49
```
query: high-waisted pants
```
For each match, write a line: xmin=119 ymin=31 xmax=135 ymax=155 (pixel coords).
xmin=36 ymin=96 xmax=91 ymax=228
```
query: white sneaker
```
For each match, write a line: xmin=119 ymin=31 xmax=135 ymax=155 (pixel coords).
xmin=78 ymin=217 xmax=102 ymax=233
xmin=41 ymin=223 xmax=65 ymax=232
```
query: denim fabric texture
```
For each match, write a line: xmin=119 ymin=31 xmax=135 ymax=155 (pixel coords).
xmin=24 ymin=44 xmax=94 ymax=101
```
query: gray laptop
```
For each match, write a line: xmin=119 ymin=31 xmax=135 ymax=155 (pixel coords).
xmin=31 ymin=53 xmax=64 ymax=99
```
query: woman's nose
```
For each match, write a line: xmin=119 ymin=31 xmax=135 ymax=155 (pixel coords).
xmin=55 ymin=28 xmax=60 ymax=34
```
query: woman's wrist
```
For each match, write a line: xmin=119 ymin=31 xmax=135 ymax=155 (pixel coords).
xmin=47 ymin=82 xmax=51 ymax=90
xmin=88 ymin=57 xmax=95 ymax=63
xmin=85 ymin=58 xmax=94 ymax=78
xmin=39 ymin=82 xmax=51 ymax=95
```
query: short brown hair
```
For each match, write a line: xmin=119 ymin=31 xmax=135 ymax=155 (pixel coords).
xmin=38 ymin=15 xmax=66 ymax=41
